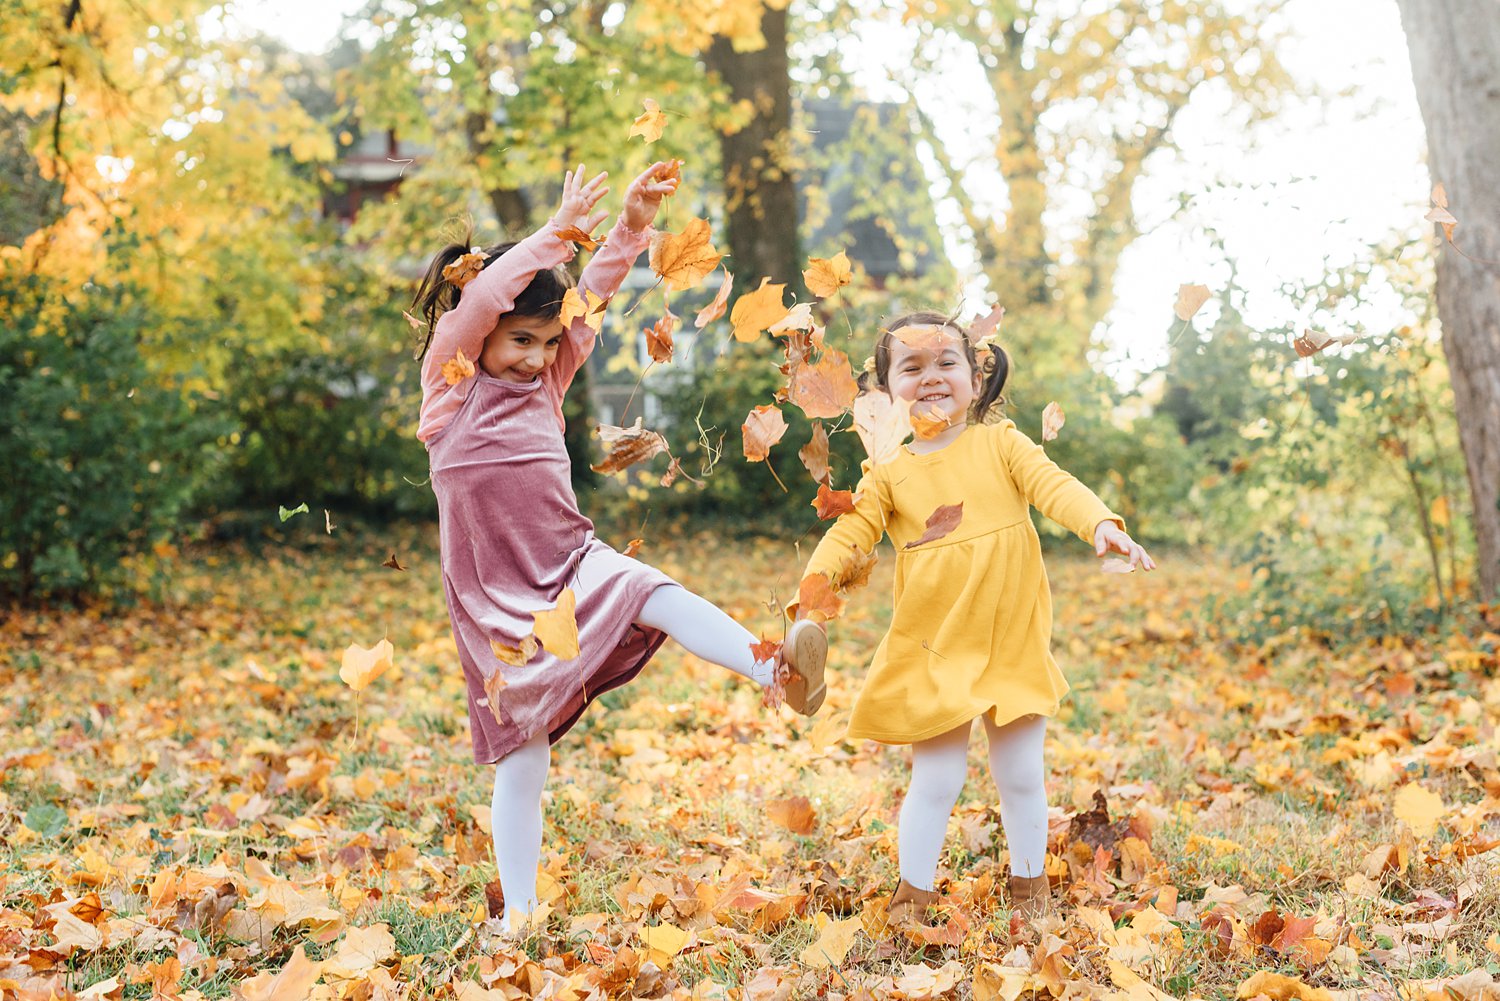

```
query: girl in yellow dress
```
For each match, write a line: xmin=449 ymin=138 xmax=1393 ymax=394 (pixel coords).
xmin=793 ymin=310 xmax=1155 ymax=923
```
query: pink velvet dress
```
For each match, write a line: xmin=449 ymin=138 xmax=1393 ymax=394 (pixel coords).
xmin=420 ymin=218 xmax=675 ymax=764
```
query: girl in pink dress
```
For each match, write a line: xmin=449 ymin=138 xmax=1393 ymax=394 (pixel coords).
xmin=411 ymin=162 xmax=827 ymax=931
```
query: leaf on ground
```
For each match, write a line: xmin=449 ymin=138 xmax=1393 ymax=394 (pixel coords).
xmin=730 ymin=278 xmax=790 ymax=343
xmin=232 ymin=944 xmax=322 ymax=1001
xmin=650 ymin=218 xmax=722 ymax=292
xmin=789 ymin=350 xmax=858 ymax=420
xmin=796 ymin=574 xmax=846 ymax=624
xmin=1174 ymin=284 xmax=1211 ymax=322
xmin=533 ymin=588 xmax=580 ymax=661
xmin=767 ymin=796 xmax=816 ymax=834
xmin=903 ymin=503 xmax=963 ymax=549
xmin=490 ymin=635 xmax=538 ymax=667
xmin=638 ymin=922 xmax=689 ymax=966
xmin=799 ymin=422 xmax=830 ymax=483
xmin=592 ymin=418 xmax=669 ymax=474
xmin=1041 ymin=401 xmax=1065 ymax=442
xmin=1233 ymin=970 xmax=1332 ymax=1001
xmin=799 ymin=913 xmax=862 ymax=968
xmin=853 ymin=391 xmax=913 ymax=465
xmin=694 ymin=269 xmax=733 ymax=328
xmin=442 ymin=251 xmax=487 ymax=290
xmin=560 ymin=288 xmax=607 ymax=331
xmin=629 ymin=98 xmax=667 ymax=143
xmin=803 ymin=251 xmax=852 ymax=298
xmin=812 ymin=483 xmax=855 ymax=520
xmin=323 ymin=923 xmax=397 ymax=980
xmin=339 ymin=639 xmax=394 ymax=692
xmin=742 ymin=404 xmax=788 ymax=462
xmin=554 ymin=225 xmax=603 ymax=251
xmin=442 ymin=348 xmax=476 ymax=386
xmin=645 ymin=310 xmax=677 ymax=363
xmin=1394 ymin=783 xmax=1445 ymax=839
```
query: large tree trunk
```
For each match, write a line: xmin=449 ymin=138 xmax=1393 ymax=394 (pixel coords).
xmin=704 ymin=6 xmax=802 ymax=293
xmin=1396 ymin=0 xmax=1500 ymax=600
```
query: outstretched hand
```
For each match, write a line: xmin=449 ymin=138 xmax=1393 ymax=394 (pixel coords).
xmin=555 ymin=165 xmax=610 ymax=233
xmin=1094 ymin=522 xmax=1156 ymax=571
xmin=619 ymin=160 xmax=680 ymax=232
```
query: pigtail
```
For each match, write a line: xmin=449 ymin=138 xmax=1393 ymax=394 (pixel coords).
xmin=970 ymin=342 xmax=1009 ymax=424
xmin=410 ymin=232 xmax=478 ymax=361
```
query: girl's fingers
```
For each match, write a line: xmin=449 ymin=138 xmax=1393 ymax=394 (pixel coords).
xmin=582 ymin=170 xmax=609 ymax=192
xmin=586 ymin=209 xmax=608 ymax=231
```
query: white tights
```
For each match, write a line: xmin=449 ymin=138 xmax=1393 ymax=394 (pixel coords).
xmin=898 ymin=713 xmax=1049 ymax=889
xmin=490 ymin=583 xmax=774 ymax=927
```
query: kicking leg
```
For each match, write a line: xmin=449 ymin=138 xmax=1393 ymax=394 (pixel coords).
xmin=635 ymin=584 xmax=778 ymax=686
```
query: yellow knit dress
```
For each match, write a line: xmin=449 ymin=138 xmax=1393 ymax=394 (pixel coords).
xmin=801 ymin=419 xmax=1123 ymax=744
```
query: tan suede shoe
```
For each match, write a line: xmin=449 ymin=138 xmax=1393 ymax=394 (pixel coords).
xmin=781 ymin=619 xmax=827 ymax=715
xmin=1007 ymin=873 xmax=1051 ymax=922
xmin=885 ymin=879 xmax=940 ymax=930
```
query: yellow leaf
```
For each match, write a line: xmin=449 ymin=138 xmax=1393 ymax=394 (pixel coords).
xmin=629 ymin=98 xmax=667 ymax=143
xmin=533 ymin=588 xmax=580 ymax=661
xmin=232 ymin=944 xmax=322 ymax=1001
xmin=694 ymin=268 xmax=734 ymax=328
xmin=323 ymin=924 xmax=396 ymax=980
xmin=853 ymin=391 xmax=913 ymax=464
xmin=1394 ymin=783 xmax=1445 ymax=839
xmin=490 ymin=635 xmax=538 ymax=667
xmin=803 ymin=250 xmax=852 ymax=298
xmin=1430 ymin=495 xmax=1449 ymax=527
xmin=638 ymin=922 xmax=689 ymax=966
xmin=799 ymin=913 xmax=862 ymax=968
xmin=649 ymin=217 xmax=722 ymax=292
xmin=1233 ymin=970 xmax=1332 ymax=1001
xmin=559 ymin=288 xmax=606 ymax=331
xmin=730 ymin=278 xmax=790 ymax=343
xmin=806 ymin=711 xmax=849 ymax=753
xmin=1174 ymin=284 xmax=1211 ymax=322
xmin=441 ymin=349 xmax=475 ymax=386
xmin=339 ymin=639 xmax=394 ymax=692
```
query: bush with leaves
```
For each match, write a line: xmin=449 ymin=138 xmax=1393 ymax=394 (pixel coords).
xmin=0 ymin=274 xmax=230 ymax=601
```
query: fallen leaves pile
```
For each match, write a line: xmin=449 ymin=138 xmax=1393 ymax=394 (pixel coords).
xmin=3 ymin=528 xmax=1499 ymax=1000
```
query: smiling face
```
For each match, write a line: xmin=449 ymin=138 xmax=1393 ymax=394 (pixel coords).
xmin=885 ymin=327 xmax=981 ymax=428
xmin=479 ymin=313 xmax=567 ymax=382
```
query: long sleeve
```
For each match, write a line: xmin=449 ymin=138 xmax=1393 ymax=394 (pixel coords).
xmin=995 ymin=423 xmax=1123 ymax=543
xmin=542 ymin=217 xmax=654 ymax=398
xmin=801 ymin=461 xmax=894 ymax=581
xmin=418 ymin=222 xmax=574 ymax=442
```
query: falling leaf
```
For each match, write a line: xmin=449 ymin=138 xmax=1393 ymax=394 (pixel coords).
xmin=623 ymin=538 xmax=644 ymax=558
xmin=323 ymin=509 xmax=334 ymax=535
xmin=278 ymin=502 xmax=310 ymax=523
xmin=1394 ymin=783 xmax=1445 ymax=839
xmin=694 ymin=269 xmax=734 ymax=328
xmin=232 ymin=944 xmax=323 ymax=1001
xmin=479 ymin=667 xmax=509 ymax=726
xmin=768 ymin=302 xmax=815 ymax=334
xmin=339 ymin=639 xmax=394 ymax=692
xmin=560 ymin=288 xmax=607 ymax=331
xmin=797 ymin=574 xmax=846 ymax=624
xmin=909 ymin=402 xmax=951 ymax=441
xmin=659 ymin=456 xmax=685 ymax=487
xmin=799 ymin=914 xmax=862 ymax=968
xmin=767 ymin=796 xmax=816 ymax=834
xmin=830 ymin=548 xmax=877 ymax=593
xmin=853 ymin=391 xmax=913 ymax=464
xmin=645 ymin=310 xmax=677 ymax=364
xmin=442 ymin=250 xmax=487 ymax=290
xmin=490 ymin=635 xmax=539 ymax=667
xmin=1426 ymin=183 xmax=1458 ymax=244
xmin=892 ymin=323 xmax=957 ymax=353
xmin=401 ymin=310 xmax=423 ymax=332
xmin=799 ymin=423 xmax=830 ymax=483
xmin=442 ymin=348 xmax=476 ymax=386
xmin=592 ymin=418 xmax=669 ymax=474
xmin=533 ymin=588 xmax=580 ymax=661
xmin=742 ymin=404 xmax=788 ymax=462
xmin=730 ymin=278 xmax=790 ymax=343
xmin=904 ymin=503 xmax=964 ymax=549
xmin=1041 ymin=401 xmax=1065 ymax=442
xmin=788 ymin=350 xmax=859 ymax=419
xmin=812 ymin=483 xmax=855 ymax=520
xmin=968 ymin=302 xmax=1005 ymax=341
xmin=650 ymin=217 xmax=722 ymax=292
xmin=1100 ymin=558 xmax=1136 ymax=575
xmin=1174 ymin=284 xmax=1211 ymax=322
xmin=381 ymin=553 xmax=406 ymax=571
xmin=554 ymin=225 xmax=604 ymax=251
xmin=628 ymin=98 xmax=667 ymax=143
xmin=803 ymin=251 xmax=852 ymax=298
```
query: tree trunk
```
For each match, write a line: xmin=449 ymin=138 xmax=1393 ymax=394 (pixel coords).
xmin=704 ymin=6 xmax=802 ymax=293
xmin=1396 ymin=0 xmax=1500 ymax=600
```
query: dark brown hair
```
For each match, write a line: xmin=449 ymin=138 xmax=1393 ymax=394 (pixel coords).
xmin=858 ymin=310 xmax=1010 ymax=424
xmin=408 ymin=231 xmax=575 ymax=361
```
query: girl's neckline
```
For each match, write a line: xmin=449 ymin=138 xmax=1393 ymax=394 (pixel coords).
xmin=902 ymin=423 xmax=975 ymax=458
xmin=475 ymin=368 xmax=543 ymax=392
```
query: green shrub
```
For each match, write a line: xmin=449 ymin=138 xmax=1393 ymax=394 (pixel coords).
xmin=0 ymin=273 xmax=229 ymax=601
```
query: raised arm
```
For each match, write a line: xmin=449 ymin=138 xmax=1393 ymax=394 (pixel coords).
xmin=995 ymin=422 xmax=1124 ymax=543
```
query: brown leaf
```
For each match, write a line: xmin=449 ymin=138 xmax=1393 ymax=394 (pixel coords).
xmin=1067 ymin=789 xmax=1129 ymax=854
xmin=968 ymin=302 xmax=1005 ymax=341
xmin=903 ymin=503 xmax=963 ymax=549
xmin=629 ymin=98 xmax=667 ymax=143
xmin=401 ymin=310 xmax=423 ymax=332
xmin=829 ymin=548 xmax=877 ymax=594
xmin=803 ymin=251 xmax=852 ymax=298
xmin=812 ymin=483 xmax=855 ymax=520
xmin=694 ymin=269 xmax=733 ymax=328
xmin=1174 ymin=284 xmax=1211 ymax=322
xmin=788 ymin=350 xmax=858 ymax=419
xmin=381 ymin=553 xmax=406 ymax=571
xmin=659 ymin=456 xmax=684 ymax=487
xmin=233 ymin=945 xmax=322 ymax=1001
xmin=1041 ymin=401 xmax=1065 ymax=442
xmin=490 ymin=635 xmax=538 ymax=667
xmin=532 ymin=588 xmax=580 ymax=661
xmin=554 ymin=225 xmax=604 ymax=251
xmin=649 ymin=217 xmax=722 ymax=292
xmin=796 ymin=574 xmax=846 ymax=624
xmin=799 ymin=422 xmax=830 ymax=483
xmin=645 ymin=310 xmax=677 ymax=363
xmin=442 ymin=251 xmax=487 ymax=290
xmin=479 ymin=667 xmax=509 ymax=726
xmin=730 ymin=278 xmax=790 ymax=344
xmin=741 ymin=404 xmax=788 ymax=462
xmin=591 ymin=418 xmax=669 ymax=474
xmin=441 ymin=348 xmax=475 ymax=386
xmin=767 ymin=796 xmax=817 ymax=835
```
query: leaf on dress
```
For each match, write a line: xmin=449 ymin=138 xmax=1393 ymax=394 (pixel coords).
xmin=442 ymin=348 xmax=475 ymax=386
xmin=741 ymin=404 xmax=788 ymax=462
xmin=533 ymin=588 xmax=580 ymax=661
xmin=803 ymin=251 xmax=851 ymax=298
xmin=788 ymin=350 xmax=858 ymax=420
xmin=694 ymin=268 xmax=733 ymax=328
xmin=591 ymin=418 xmax=669 ymax=474
xmin=730 ymin=278 xmax=790 ymax=343
xmin=799 ymin=422 xmax=830 ymax=484
xmin=649 ymin=217 xmax=722 ymax=292
xmin=811 ymin=482 xmax=855 ymax=520
xmin=852 ymin=392 xmax=913 ymax=465
xmin=1041 ymin=401 xmax=1065 ymax=442
xmin=903 ymin=503 xmax=964 ymax=549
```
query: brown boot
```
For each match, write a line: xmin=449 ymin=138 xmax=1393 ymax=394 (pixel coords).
xmin=885 ymin=879 xmax=939 ymax=930
xmin=1007 ymin=874 xmax=1051 ymax=922
xmin=781 ymin=619 xmax=827 ymax=715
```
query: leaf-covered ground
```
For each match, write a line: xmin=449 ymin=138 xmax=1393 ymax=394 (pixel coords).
xmin=3 ymin=527 xmax=1499 ymax=1000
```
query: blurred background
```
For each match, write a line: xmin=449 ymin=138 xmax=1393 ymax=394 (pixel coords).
xmin=2 ymin=0 xmax=1494 ymax=642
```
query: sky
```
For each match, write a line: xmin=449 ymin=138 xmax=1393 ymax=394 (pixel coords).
xmin=218 ymin=0 xmax=1433 ymax=382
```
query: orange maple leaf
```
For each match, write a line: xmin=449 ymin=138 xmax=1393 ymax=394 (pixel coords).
xmin=767 ymin=796 xmax=817 ymax=835
xmin=649 ymin=218 xmax=722 ymax=292
xmin=694 ymin=269 xmax=734 ymax=328
xmin=645 ymin=310 xmax=677 ymax=364
xmin=741 ymin=404 xmax=788 ymax=462
xmin=796 ymin=574 xmax=846 ymax=624
xmin=442 ymin=250 xmax=487 ymax=289
xmin=591 ymin=419 xmax=669 ymax=474
xmin=904 ymin=503 xmax=964 ymax=549
xmin=730 ymin=278 xmax=790 ymax=343
xmin=555 ymin=225 xmax=604 ymax=251
xmin=909 ymin=402 xmax=951 ymax=441
xmin=560 ymin=288 xmax=607 ymax=331
xmin=441 ymin=348 xmax=475 ymax=386
xmin=623 ymin=538 xmax=644 ymax=558
xmin=748 ymin=633 xmax=780 ymax=663
xmin=788 ymin=350 xmax=858 ymax=420
xmin=812 ymin=482 xmax=855 ymax=520
xmin=629 ymin=98 xmax=667 ymax=143
xmin=533 ymin=588 xmax=580 ymax=661
xmin=803 ymin=251 xmax=852 ymax=298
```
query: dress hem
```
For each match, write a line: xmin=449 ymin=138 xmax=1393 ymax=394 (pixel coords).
xmin=846 ymin=699 xmax=1061 ymax=746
